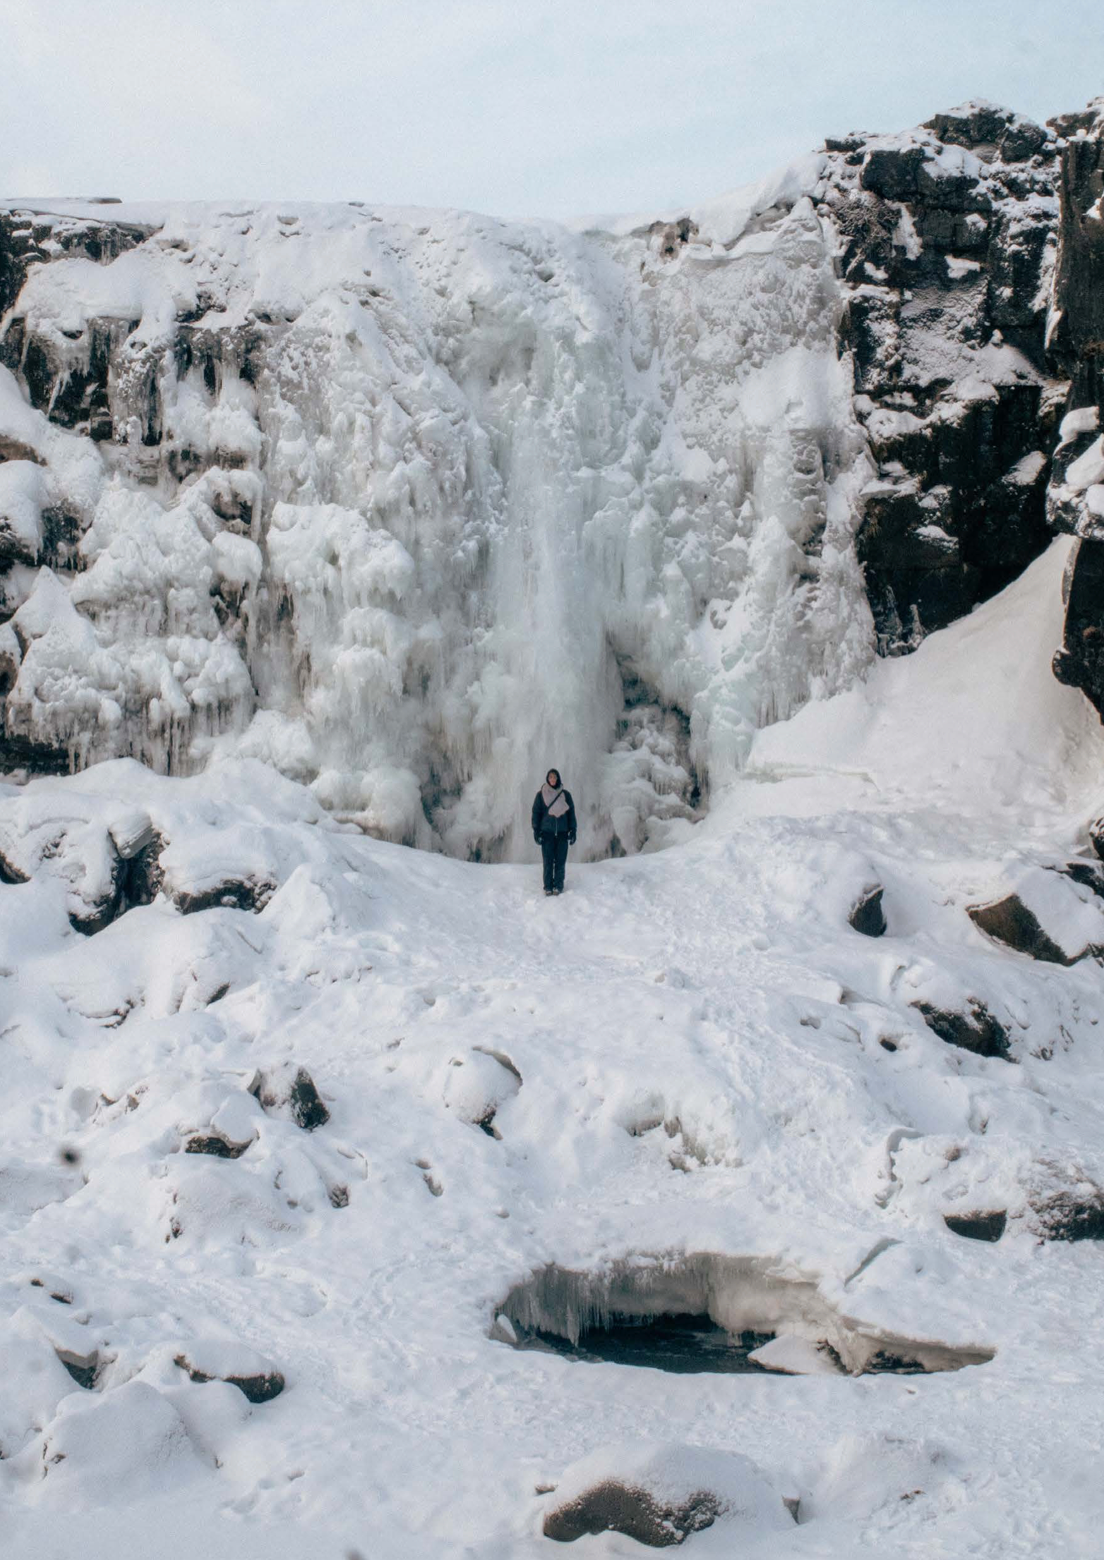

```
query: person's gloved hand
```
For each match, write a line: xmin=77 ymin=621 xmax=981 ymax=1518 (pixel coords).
xmin=569 ymin=835 xmax=576 ymax=846
xmin=533 ymin=833 xmax=541 ymax=846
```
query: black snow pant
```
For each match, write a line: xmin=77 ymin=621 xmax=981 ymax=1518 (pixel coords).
xmin=541 ymin=833 xmax=569 ymax=892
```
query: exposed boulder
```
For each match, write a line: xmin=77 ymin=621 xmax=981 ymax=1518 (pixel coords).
xmin=183 ymin=1132 xmax=250 ymax=1159
xmin=848 ymin=885 xmax=887 ymax=937
xmin=967 ymin=895 xmax=1071 ymax=964
xmin=55 ymin=1346 xmax=101 ymax=1389
xmin=172 ymin=874 xmax=275 ymax=915
xmin=249 ymin=1063 xmax=330 ymax=1130
xmin=110 ymin=812 xmax=166 ymax=908
xmin=173 ymin=1344 xmax=285 ymax=1403
xmin=912 ymin=999 xmax=1011 ymax=1060
xmin=541 ymin=1442 xmax=792 ymax=1547
xmin=1090 ymin=818 xmax=1104 ymax=861
xmin=944 ymin=1210 xmax=1007 ymax=1242
xmin=0 ymin=792 xmax=167 ymax=932
xmin=967 ymin=867 xmax=1104 ymax=963
xmin=544 ymin=1480 xmax=721 ymax=1546
xmin=159 ymin=828 xmax=283 ymax=914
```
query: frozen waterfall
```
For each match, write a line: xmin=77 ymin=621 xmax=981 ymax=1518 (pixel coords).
xmin=0 ymin=175 xmax=875 ymax=859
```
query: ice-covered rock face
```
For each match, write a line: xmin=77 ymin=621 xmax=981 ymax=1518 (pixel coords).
xmin=0 ymin=185 xmax=874 ymax=859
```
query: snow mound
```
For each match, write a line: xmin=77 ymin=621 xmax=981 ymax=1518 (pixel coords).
xmin=541 ymin=1440 xmax=791 ymax=1545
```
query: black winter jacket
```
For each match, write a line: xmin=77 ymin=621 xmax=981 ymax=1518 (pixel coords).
xmin=532 ymin=788 xmax=577 ymax=842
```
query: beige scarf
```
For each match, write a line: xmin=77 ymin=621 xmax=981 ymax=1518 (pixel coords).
xmin=541 ymin=782 xmax=569 ymax=818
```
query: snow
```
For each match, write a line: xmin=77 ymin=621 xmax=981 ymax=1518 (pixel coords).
xmin=945 ymin=255 xmax=982 ymax=280
xmin=3 ymin=535 xmax=1104 ymax=1556
xmin=1064 ymin=435 xmax=1104 ymax=492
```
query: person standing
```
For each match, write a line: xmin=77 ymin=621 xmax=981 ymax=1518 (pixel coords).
xmin=531 ymin=768 xmax=577 ymax=896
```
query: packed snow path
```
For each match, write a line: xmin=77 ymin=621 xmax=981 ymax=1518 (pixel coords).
xmin=4 ymin=542 xmax=1104 ymax=1556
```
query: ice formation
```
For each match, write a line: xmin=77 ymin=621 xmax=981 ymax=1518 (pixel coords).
xmin=0 ymin=181 xmax=878 ymax=859
xmin=497 ymin=1252 xmax=994 ymax=1374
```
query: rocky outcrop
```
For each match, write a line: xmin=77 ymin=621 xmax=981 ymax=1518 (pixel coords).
xmin=817 ymin=103 xmax=1061 ymax=652
xmin=1045 ymin=102 xmax=1104 ymax=711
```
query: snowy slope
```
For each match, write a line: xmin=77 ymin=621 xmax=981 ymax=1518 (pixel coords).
xmin=4 ymin=538 xmax=1104 ymax=1557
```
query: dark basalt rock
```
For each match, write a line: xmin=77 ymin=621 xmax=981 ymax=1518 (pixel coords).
xmin=0 ymin=729 xmax=73 ymax=777
xmin=967 ymin=893 xmax=1074 ymax=964
xmin=173 ymin=1354 xmax=285 ymax=1403
xmin=119 ymin=833 xmax=166 ymax=908
xmin=849 ymin=886 xmax=887 ymax=937
xmin=860 ymin=145 xmax=926 ymax=200
xmin=998 ymin=119 xmax=1048 ymax=164
xmin=0 ymin=209 xmax=152 ymax=317
xmin=1032 ymin=1191 xmax=1104 ymax=1242
xmin=1045 ymin=106 xmax=1104 ymax=714
xmin=173 ymin=875 xmax=275 ymax=915
xmin=183 ymin=1132 xmax=251 ymax=1159
xmin=1054 ymin=538 xmax=1104 ymax=717
xmin=250 ymin=1064 xmax=330 ymax=1131
xmin=64 ymin=819 xmax=166 ymax=936
xmin=944 ymin=1210 xmax=1007 ymax=1242
xmin=56 ymin=1349 xmax=100 ymax=1390
xmin=223 ymin=1369 xmax=285 ymax=1403
xmin=862 ymin=1351 xmax=926 ymax=1374
xmin=67 ymin=850 xmax=127 ymax=937
xmin=825 ymin=110 xmax=1061 ymax=654
xmin=924 ymin=103 xmax=1018 ymax=151
xmin=543 ymin=1480 xmax=722 ymax=1547
xmin=913 ymin=999 xmax=1011 ymax=1060
xmin=1061 ymin=858 xmax=1104 ymax=897
xmin=1048 ymin=108 xmax=1103 ymax=139
xmin=1089 ymin=819 xmax=1104 ymax=862
xmin=0 ymin=847 xmax=29 ymax=884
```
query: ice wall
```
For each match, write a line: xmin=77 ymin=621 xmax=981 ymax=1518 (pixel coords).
xmin=0 ymin=182 xmax=874 ymax=859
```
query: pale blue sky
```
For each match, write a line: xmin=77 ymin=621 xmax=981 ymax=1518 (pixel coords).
xmin=3 ymin=0 xmax=1102 ymax=218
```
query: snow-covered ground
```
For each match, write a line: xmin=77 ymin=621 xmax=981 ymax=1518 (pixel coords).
xmin=4 ymin=536 xmax=1104 ymax=1557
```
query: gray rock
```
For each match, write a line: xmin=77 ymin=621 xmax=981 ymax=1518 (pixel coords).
xmin=967 ymin=894 xmax=1074 ymax=964
xmin=543 ymin=1480 xmax=722 ymax=1547
xmin=913 ymin=999 xmax=1011 ymax=1060
xmin=249 ymin=1064 xmax=330 ymax=1131
xmin=848 ymin=887 xmax=887 ymax=937
xmin=944 ymin=1211 xmax=1007 ymax=1242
